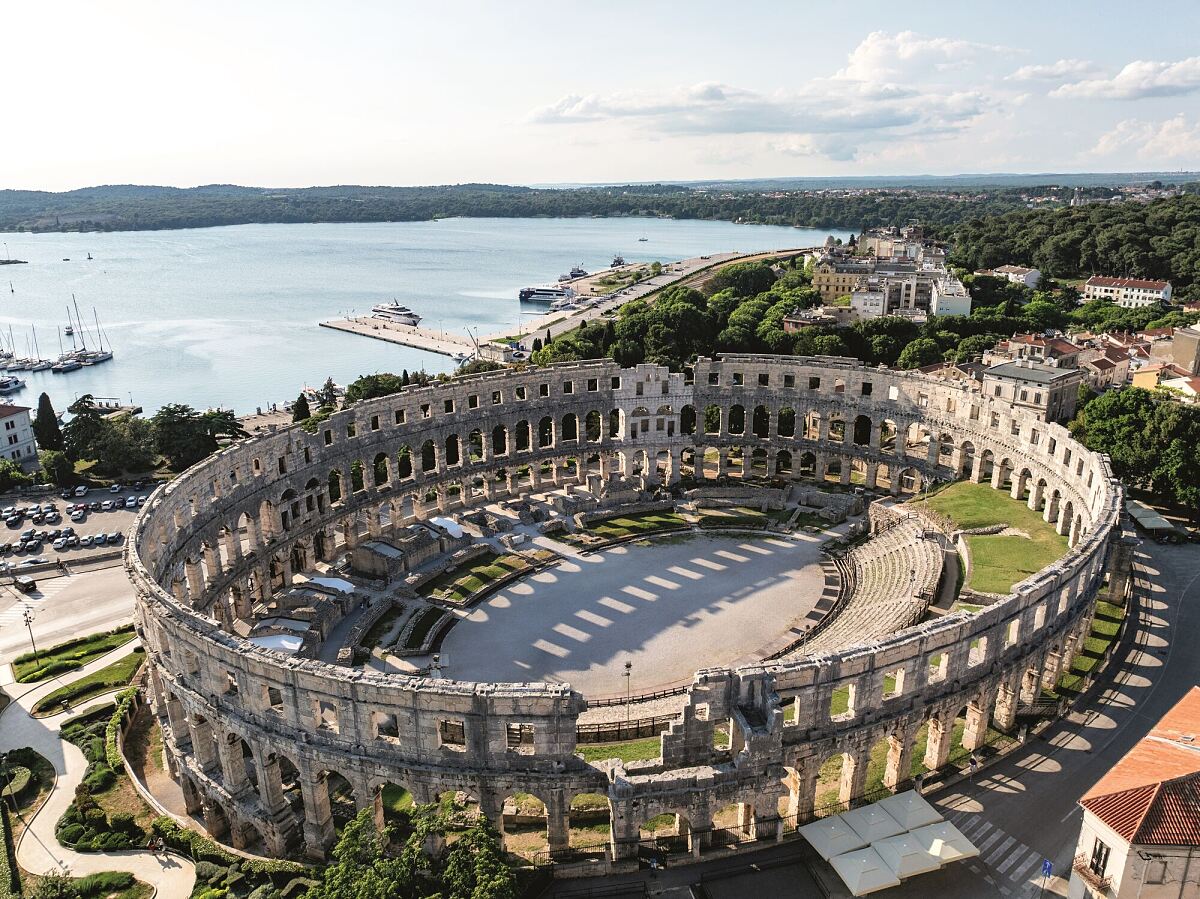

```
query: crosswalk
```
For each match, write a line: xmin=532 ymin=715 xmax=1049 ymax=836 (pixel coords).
xmin=946 ymin=810 xmax=1050 ymax=896
xmin=0 ymin=577 xmax=71 ymax=633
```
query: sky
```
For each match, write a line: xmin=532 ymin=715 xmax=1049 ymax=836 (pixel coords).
xmin=4 ymin=0 xmax=1200 ymax=191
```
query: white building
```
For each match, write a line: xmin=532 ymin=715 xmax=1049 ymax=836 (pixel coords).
xmin=1083 ymin=276 xmax=1173 ymax=308
xmin=0 ymin=404 xmax=38 ymax=471
xmin=1069 ymin=687 xmax=1200 ymax=899
xmin=981 ymin=360 xmax=1085 ymax=422
xmin=976 ymin=265 xmax=1042 ymax=289
xmin=931 ymin=276 xmax=972 ymax=317
xmin=850 ymin=284 xmax=887 ymax=320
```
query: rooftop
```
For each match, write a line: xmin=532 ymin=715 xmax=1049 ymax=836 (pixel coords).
xmin=984 ymin=361 xmax=1081 ymax=384
xmin=1080 ymin=687 xmax=1200 ymax=846
xmin=0 ymin=404 xmax=30 ymax=418
xmin=1086 ymin=275 xmax=1171 ymax=291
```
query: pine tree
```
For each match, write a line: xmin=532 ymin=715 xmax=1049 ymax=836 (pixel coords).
xmin=33 ymin=392 xmax=64 ymax=451
xmin=292 ymin=393 xmax=311 ymax=422
xmin=531 ymin=338 xmax=543 ymax=353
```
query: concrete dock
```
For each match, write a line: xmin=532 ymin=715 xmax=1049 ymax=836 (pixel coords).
xmin=319 ymin=316 xmax=476 ymax=358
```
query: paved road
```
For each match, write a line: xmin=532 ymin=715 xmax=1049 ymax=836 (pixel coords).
xmin=551 ymin=538 xmax=1197 ymax=898
xmin=0 ymin=564 xmax=134 ymax=665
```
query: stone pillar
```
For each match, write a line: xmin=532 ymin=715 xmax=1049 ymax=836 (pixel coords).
xmin=926 ymin=438 xmax=939 ymax=467
xmin=668 ymin=448 xmax=682 ymax=485
xmin=301 ymin=773 xmax=336 ymax=860
xmin=1028 ymin=480 xmax=1044 ymax=512
xmin=962 ymin=700 xmax=988 ymax=752
xmin=609 ymin=800 xmax=639 ymax=861
xmin=202 ymin=800 xmax=230 ymax=839
xmin=883 ymin=729 xmax=916 ymax=792
xmin=970 ymin=455 xmax=984 ymax=483
xmin=189 ymin=717 xmax=220 ymax=775
xmin=165 ymin=696 xmax=189 ymax=744
xmin=923 ymin=711 xmax=954 ymax=772
xmin=203 ymin=543 xmax=223 ymax=584
xmin=217 ymin=734 xmax=250 ymax=797
xmin=1041 ymin=649 xmax=1064 ymax=691
xmin=1056 ymin=504 xmax=1070 ymax=536
xmin=736 ymin=802 xmax=756 ymax=840
xmin=544 ymin=792 xmax=569 ymax=855
xmin=184 ymin=558 xmax=205 ymax=602
xmin=180 ymin=775 xmax=204 ymax=816
xmin=993 ymin=675 xmax=1019 ymax=733
xmin=248 ymin=514 xmax=265 ymax=552
xmin=865 ymin=461 xmax=879 ymax=489
xmin=255 ymin=755 xmax=290 ymax=818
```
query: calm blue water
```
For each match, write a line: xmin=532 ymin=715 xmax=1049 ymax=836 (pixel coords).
xmin=0 ymin=218 xmax=840 ymax=415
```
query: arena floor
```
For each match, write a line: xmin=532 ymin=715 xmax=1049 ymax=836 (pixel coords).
xmin=439 ymin=532 xmax=829 ymax=696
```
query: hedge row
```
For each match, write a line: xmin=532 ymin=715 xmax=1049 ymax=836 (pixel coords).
xmin=151 ymin=817 xmax=307 ymax=879
xmin=104 ymin=688 xmax=138 ymax=770
xmin=0 ymin=805 xmax=19 ymax=898
xmin=13 ymin=624 xmax=135 ymax=666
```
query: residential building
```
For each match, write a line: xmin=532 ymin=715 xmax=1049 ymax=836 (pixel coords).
xmin=986 ymin=332 xmax=1083 ymax=369
xmin=849 ymin=282 xmax=888 ymax=320
xmin=975 ymin=265 xmax=1042 ymax=289
xmin=0 ymin=404 xmax=38 ymax=471
xmin=1068 ymin=687 xmax=1200 ymax=899
xmin=931 ymin=275 xmax=972 ymax=317
xmin=812 ymin=258 xmax=878 ymax=301
xmin=781 ymin=306 xmax=851 ymax=332
xmin=981 ymin=360 xmax=1084 ymax=422
xmin=1172 ymin=325 xmax=1200 ymax=376
xmin=1083 ymin=276 xmax=1172 ymax=308
xmin=1161 ymin=375 xmax=1200 ymax=403
xmin=1079 ymin=349 xmax=1130 ymax=390
xmin=1130 ymin=362 xmax=1192 ymax=391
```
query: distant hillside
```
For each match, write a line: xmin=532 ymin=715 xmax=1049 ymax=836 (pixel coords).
xmin=0 ymin=182 xmax=1033 ymax=234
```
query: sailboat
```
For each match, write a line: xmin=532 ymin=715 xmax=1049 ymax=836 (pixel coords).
xmin=27 ymin=327 xmax=51 ymax=371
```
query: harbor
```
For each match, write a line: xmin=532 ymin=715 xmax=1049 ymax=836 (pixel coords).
xmin=318 ymin=316 xmax=484 ymax=360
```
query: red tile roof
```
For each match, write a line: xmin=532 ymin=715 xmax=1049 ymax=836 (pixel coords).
xmin=1086 ymin=275 xmax=1171 ymax=291
xmin=1081 ymin=688 xmax=1200 ymax=846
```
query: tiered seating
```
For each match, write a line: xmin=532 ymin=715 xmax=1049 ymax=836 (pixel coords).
xmin=797 ymin=519 xmax=942 ymax=656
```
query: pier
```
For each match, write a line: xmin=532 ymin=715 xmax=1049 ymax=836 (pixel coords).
xmin=319 ymin=316 xmax=478 ymax=358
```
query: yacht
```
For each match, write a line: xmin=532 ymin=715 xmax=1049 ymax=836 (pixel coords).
xmin=637 ymin=237 xmax=648 ymax=242
xmin=611 ymin=255 xmax=625 ymax=267
xmin=52 ymin=358 xmax=83 ymax=373
xmin=64 ymin=324 xmax=74 ymax=337
xmin=0 ymin=376 xmax=24 ymax=394
xmin=519 ymin=285 xmax=576 ymax=303
xmin=27 ymin=359 xmax=52 ymax=372
xmin=369 ymin=302 xmax=422 ymax=326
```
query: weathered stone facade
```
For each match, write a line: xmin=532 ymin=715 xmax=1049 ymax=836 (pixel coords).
xmin=125 ymin=354 xmax=1120 ymax=866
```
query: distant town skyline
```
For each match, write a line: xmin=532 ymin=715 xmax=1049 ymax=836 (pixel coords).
xmin=4 ymin=0 xmax=1200 ymax=191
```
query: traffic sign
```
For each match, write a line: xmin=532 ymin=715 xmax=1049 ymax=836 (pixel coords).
xmin=1041 ymin=859 xmax=1053 ymax=877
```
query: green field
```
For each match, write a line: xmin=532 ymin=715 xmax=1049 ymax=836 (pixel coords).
xmin=916 ymin=481 xmax=1068 ymax=595
xmin=423 ymin=550 xmax=551 ymax=604
xmin=573 ymin=510 xmax=687 ymax=542
xmin=33 ymin=648 xmax=145 ymax=716
xmin=1057 ymin=600 xmax=1126 ymax=693
xmin=14 ymin=625 xmax=137 ymax=683
xmin=577 ymin=737 xmax=662 ymax=763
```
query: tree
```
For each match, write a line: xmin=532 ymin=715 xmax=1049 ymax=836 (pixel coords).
xmin=62 ymin=395 xmax=106 ymax=462
xmin=152 ymin=404 xmax=216 ymax=470
xmin=39 ymin=449 xmax=74 ymax=486
xmin=292 ymin=393 xmax=311 ymax=422
xmin=896 ymin=337 xmax=943 ymax=369
xmin=705 ymin=262 xmax=777 ymax=298
xmin=33 ymin=392 xmax=63 ymax=451
xmin=0 ymin=458 xmax=31 ymax=493
xmin=343 ymin=373 xmax=406 ymax=406
xmin=315 ymin=377 xmax=339 ymax=409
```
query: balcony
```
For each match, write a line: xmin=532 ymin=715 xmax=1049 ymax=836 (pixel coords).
xmin=1073 ymin=855 xmax=1112 ymax=893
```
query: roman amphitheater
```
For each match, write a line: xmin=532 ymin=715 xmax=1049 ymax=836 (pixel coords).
xmin=125 ymin=354 xmax=1123 ymax=873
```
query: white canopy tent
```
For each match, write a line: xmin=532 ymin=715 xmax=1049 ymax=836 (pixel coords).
xmin=876 ymin=790 xmax=943 ymax=830
xmin=841 ymin=804 xmax=905 ymax=844
xmin=910 ymin=821 xmax=981 ymax=864
xmin=873 ymin=832 xmax=943 ymax=878
xmin=798 ymin=815 xmax=869 ymax=861
xmin=829 ymin=847 xmax=903 ymax=896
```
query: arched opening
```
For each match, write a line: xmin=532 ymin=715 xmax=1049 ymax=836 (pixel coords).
xmin=814 ymin=751 xmax=855 ymax=817
xmin=899 ymin=467 xmax=920 ymax=493
xmin=327 ymin=470 xmax=342 ymax=503
xmin=799 ymin=452 xmax=817 ymax=480
xmin=938 ymin=433 xmax=955 ymax=464
xmin=444 ymin=434 xmax=461 ymax=467
xmin=775 ymin=450 xmax=792 ymax=475
xmin=805 ymin=411 xmax=821 ymax=441
xmin=561 ymin=413 xmax=578 ymax=442
xmin=492 ymin=425 xmax=508 ymax=457
xmin=703 ymin=404 xmax=721 ymax=436
xmin=538 ymin=416 xmax=554 ymax=448
xmin=879 ymin=419 xmax=897 ymax=451
xmin=680 ymin=447 xmax=697 ymax=479
xmin=568 ymin=793 xmax=611 ymax=856
xmin=680 ymin=405 xmax=697 ymax=436
xmin=375 ymin=781 xmax=413 ymax=830
xmin=852 ymin=415 xmax=872 ymax=446
xmin=824 ymin=457 xmax=842 ymax=483
xmin=324 ymin=771 xmax=358 ymax=834
xmin=777 ymin=407 xmax=796 ymax=438
xmin=501 ymin=792 xmax=548 ymax=861
xmin=585 ymin=410 xmax=603 ymax=442
xmin=372 ymin=453 xmax=389 ymax=487
xmin=397 ymin=445 xmax=413 ymax=479
xmin=728 ymin=404 xmax=746 ymax=435
xmin=850 ymin=458 xmax=868 ymax=485
xmin=467 ymin=429 xmax=484 ymax=463
xmin=349 ymin=461 xmax=364 ymax=493
xmin=828 ymin=414 xmax=846 ymax=443
xmin=752 ymin=405 xmax=770 ymax=439
xmin=655 ymin=450 xmax=671 ymax=482
xmin=750 ymin=448 xmax=768 ymax=477
xmin=979 ymin=449 xmax=995 ymax=483
xmin=515 ymin=420 xmax=531 ymax=452
xmin=958 ymin=441 xmax=975 ymax=478
xmin=640 ymin=810 xmax=694 ymax=858
xmin=608 ymin=409 xmax=622 ymax=439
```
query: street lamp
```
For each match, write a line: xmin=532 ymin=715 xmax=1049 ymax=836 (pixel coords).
xmin=22 ymin=608 xmax=37 ymax=663
xmin=623 ymin=661 xmax=632 ymax=725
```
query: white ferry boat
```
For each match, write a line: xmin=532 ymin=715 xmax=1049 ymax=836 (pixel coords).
xmin=370 ymin=302 xmax=422 ymax=326
xmin=519 ymin=285 xmax=576 ymax=303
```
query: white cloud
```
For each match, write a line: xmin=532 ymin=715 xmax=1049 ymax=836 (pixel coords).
xmin=1007 ymin=59 xmax=1099 ymax=83
xmin=1088 ymin=114 xmax=1200 ymax=160
xmin=529 ymin=32 xmax=999 ymax=162
xmin=1052 ymin=56 xmax=1200 ymax=99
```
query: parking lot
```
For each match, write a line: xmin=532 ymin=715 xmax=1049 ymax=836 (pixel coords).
xmin=0 ymin=482 xmax=155 ymax=569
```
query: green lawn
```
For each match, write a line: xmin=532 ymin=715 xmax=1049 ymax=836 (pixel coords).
xmin=577 ymin=737 xmax=662 ymax=763
xmin=423 ymin=551 xmax=551 ymax=604
xmin=915 ymin=481 xmax=1068 ymax=594
xmin=14 ymin=625 xmax=137 ymax=683
xmin=361 ymin=604 xmax=408 ymax=650
xmin=573 ymin=510 xmax=687 ymax=542
xmin=401 ymin=607 xmax=446 ymax=651
xmin=1057 ymin=600 xmax=1126 ymax=693
xmin=33 ymin=648 xmax=145 ymax=716
xmin=695 ymin=506 xmax=790 ymax=529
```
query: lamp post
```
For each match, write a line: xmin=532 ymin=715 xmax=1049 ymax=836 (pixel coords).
xmin=623 ymin=661 xmax=632 ymax=725
xmin=22 ymin=608 xmax=37 ymax=663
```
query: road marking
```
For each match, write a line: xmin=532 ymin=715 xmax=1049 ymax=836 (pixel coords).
xmin=979 ymin=832 xmax=1011 ymax=859
xmin=995 ymin=844 xmax=1029 ymax=875
xmin=1008 ymin=848 xmax=1042 ymax=881
xmin=1059 ymin=805 xmax=1080 ymax=824
xmin=665 ymin=566 xmax=703 ymax=581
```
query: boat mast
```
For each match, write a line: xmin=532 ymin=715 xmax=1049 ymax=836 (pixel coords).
xmin=93 ymin=307 xmax=105 ymax=352
xmin=72 ymin=294 xmax=89 ymax=351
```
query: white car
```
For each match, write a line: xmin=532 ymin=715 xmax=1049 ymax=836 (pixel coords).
xmin=73 ymin=485 xmax=89 ymax=497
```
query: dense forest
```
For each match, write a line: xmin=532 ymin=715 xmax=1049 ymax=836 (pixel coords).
xmin=0 ymin=182 xmax=1039 ymax=233
xmin=949 ymin=194 xmax=1200 ymax=299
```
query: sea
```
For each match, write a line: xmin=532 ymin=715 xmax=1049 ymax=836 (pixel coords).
xmin=0 ymin=217 xmax=843 ymax=417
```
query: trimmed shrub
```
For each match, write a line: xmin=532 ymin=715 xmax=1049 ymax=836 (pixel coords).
xmin=16 ymin=659 xmax=82 ymax=683
xmin=0 ymin=806 xmax=18 ymax=899
xmin=74 ymin=871 xmax=135 ymax=896
xmin=281 ymin=879 xmax=317 ymax=898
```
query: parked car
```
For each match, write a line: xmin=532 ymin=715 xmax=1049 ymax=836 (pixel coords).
xmin=107 ymin=531 xmax=122 ymax=544
xmin=0 ymin=543 xmax=11 ymax=554
xmin=79 ymin=535 xmax=93 ymax=547
xmin=14 ymin=575 xmax=36 ymax=592
xmin=109 ymin=483 xmax=122 ymax=493
xmin=137 ymin=496 xmax=148 ymax=506
xmin=69 ymin=510 xmax=86 ymax=522
xmin=88 ymin=501 xmax=102 ymax=511
xmin=93 ymin=533 xmax=108 ymax=546
xmin=53 ymin=537 xmax=68 ymax=550
xmin=60 ymin=526 xmax=75 ymax=537
xmin=22 ymin=541 xmax=41 ymax=554
xmin=101 ymin=500 xmax=116 ymax=511
xmin=73 ymin=485 xmax=89 ymax=497
xmin=60 ymin=489 xmax=74 ymax=499
xmin=19 ymin=558 xmax=45 ymax=567
xmin=126 ymin=497 xmax=139 ymax=509
xmin=44 ymin=513 xmax=60 ymax=524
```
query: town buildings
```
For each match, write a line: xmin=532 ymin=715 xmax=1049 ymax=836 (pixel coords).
xmin=981 ymin=360 xmax=1084 ymax=422
xmin=1083 ymin=276 xmax=1173 ymax=308
xmin=1069 ymin=687 xmax=1200 ymax=899
xmin=974 ymin=265 xmax=1042 ymax=289
xmin=0 ymin=404 xmax=39 ymax=472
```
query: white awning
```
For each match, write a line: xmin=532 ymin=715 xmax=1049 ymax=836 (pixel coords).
xmin=873 ymin=831 xmax=942 ymax=878
xmin=876 ymin=790 xmax=943 ymax=830
xmin=841 ymin=804 xmax=905 ymax=843
xmin=829 ymin=847 xmax=903 ymax=896
xmin=798 ymin=815 xmax=869 ymax=861
xmin=910 ymin=821 xmax=981 ymax=864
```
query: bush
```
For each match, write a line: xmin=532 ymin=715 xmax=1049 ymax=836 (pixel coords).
xmin=105 ymin=688 xmax=138 ymax=770
xmin=16 ymin=659 xmax=83 ymax=683
xmin=108 ymin=812 xmax=136 ymax=834
xmin=57 ymin=823 xmax=85 ymax=845
xmin=1 ymin=766 xmax=31 ymax=801
xmin=195 ymin=861 xmax=226 ymax=884
xmin=1 ymin=807 xmax=18 ymax=899
xmin=74 ymin=872 xmax=135 ymax=897
xmin=280 ymin=880 xmax=317 ymax=899
xmin=82 ymin=764 xmax=115 ymax=793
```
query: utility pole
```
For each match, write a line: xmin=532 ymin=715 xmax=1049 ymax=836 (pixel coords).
xmin=23 ymin=608 xmax=37 ymax=663
xmin=624 ymin=661 xmax=632 ymax=725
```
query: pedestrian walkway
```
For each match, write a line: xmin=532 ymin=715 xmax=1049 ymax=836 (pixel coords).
xmin=0 ymin=576 xmax=73 ymax=634
xmin=0 ymin=640 xmax=197 ymax=895
xmin=945 ymin=809 xmax=1049 ymax=896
